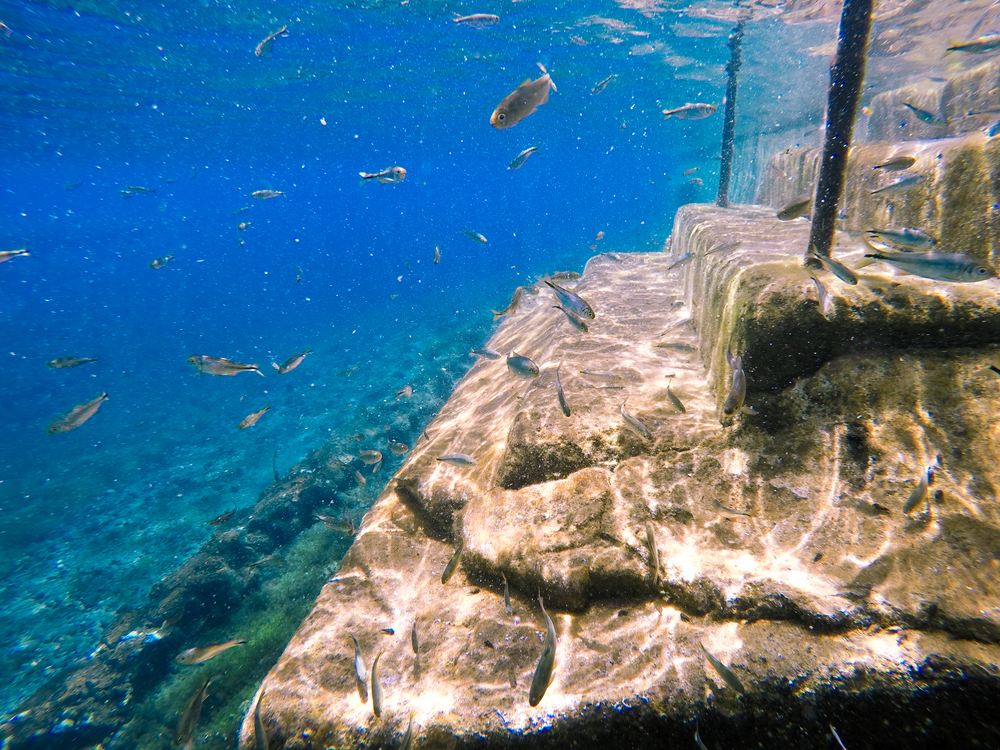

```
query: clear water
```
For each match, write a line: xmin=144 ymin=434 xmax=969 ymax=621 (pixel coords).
xmin=0 ymin=0 xmax=992 ymax=741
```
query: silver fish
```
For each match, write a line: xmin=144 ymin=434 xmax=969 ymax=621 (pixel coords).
xmin=830 ymin=724 xmax=848 ymax=750
xmin=175 ymin=677 xmax=211 ymax=748
xmin=350 ymin=635 xmax=368 ymax=702
xmin=553 ymin=305 xmax=589 ymax=332
xmin=812 ymin=253 xmax=858 ymax=285
xmin=175 ymin=639 xmax=247 ymax=664
xmin=665 ymin=376 xmax=686 ymax=413
xmin=645 ymin=521 xmax=660 ymax=587
xmin=873 ymin=155 xmax=916 ymax=171
xmin=902 ymin=466 xmax=935 ymax=514
xmin=662 ymin=102 xmax=716 ymax=120
xmin=809 ymin=274 xmax=834 ymax=319
xmin=371 ymin=650 xmax=384 ymax=717
xmin=555 ymin=364 xmax=571 ymax=417
xmin=712 ymin=498 xmax=753 ymax=517
xmin=359 ymin=449 xmax=382 ymax=465
xmin=544 ymin=279 xmax=595 ymax=319
xmin=437 ymin=453 xmax=477 ymax=466
xmin=272 ymin=349 xmax=312 ymax=374
xmin=870 ymin=173 xmax=926 ymax=195
xmin=471 ymin=348 xmax=501 ymax=360
xmin=777 ymin=196 xmax=812 ymax=221
xmin=388 ymin=440 xmax=409 ymax=455
xmin=865 ymin=228 xmax=937 ymax=250
xmin=359 ymin=166 xmax=406 ymax=185
xmin=400 ymin=711 xmax=415 ymax=750
xmin=706 ymin=240 xmax=741 ymax=255
xmin=948 ymin=34 xmax=1000 ymax=53
xmin=695 ymin=720 xmax=710 ymax=750
xmin=462 ymin=230 xmax=488 ymax=244
xmin=509 ymin=145 xmax=539 ymax=170
xmin=47 ymin=392 xmax=108 ymax=434
xmin=620 ymin=401 xmax=651 ymax=440
xmin=46 ymin=356 xmax=97 ymax=369
xmin=502 ymin=573 xmax=512 ymax=615
xmin=902 ymin=102 xmax=947 ymax=126
xmin=188 ymin=355 xmax=264 ymax=377
xmin=441 ymin=538 xmax=464 ymax=584
xmin=528 ymin=595 xmax=556 ymax=706
xmin=491 ymin=287 xmax=524 ymax=320
xmin=864 ymin=251 xmax=996 ymax=282
xmin=491 ymin=63 xmax=556 ymax=129
xmin=453 ymin=13 xmax=500 ymax=26
xmin=411 ymin=621 xmax=419 ymax=654
xmin=722 ymin=347 xmax=746 ymax=417
xmin=434 ymin=245 xmax=441 ymax=264
xmin=701 ymin=644 xmax=747 ymax=694
xmin=254 ymin=25 xmax=288 ymax=57
xmin=667 ymin=253 xmax=693 ymax=270
xmin=507 ymin=351 xmax=540 ymax=378
xmin=591 ymin=74 xmax=616 ymax=95
xmin=254 ymin=690 xmax=267 ymax=750
xmin=580 ymin=370 xmax=622 ymax=381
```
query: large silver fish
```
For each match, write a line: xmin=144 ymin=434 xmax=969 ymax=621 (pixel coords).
xmin=864 ymin=228 xmax=937 ymax=250
xmin=620 ymin=401 xmax=651 ymax=440
xmin=864 ymin=250 xmax=996 ymax=282
xmin=188 ymin=355 xmax=264 ymax=377
xmin=528 ymin=595 xmax=556 ymax=706
xmin=272 ymin=349 xmax=312 ymax=374
xmin=662 ymin=103 xmax=716 ymax=120
xmin=491 ymin=64 xmax=556 ymax=129
xmin=544 ymin=279 xmax=595 ymax=319
xmin=47 ymin=392 xmax=108 ymax=434
xmin=553 ymin=305 xmax=589 ymax=332
xmin=507 ymin=352 xmax=540 ymax=378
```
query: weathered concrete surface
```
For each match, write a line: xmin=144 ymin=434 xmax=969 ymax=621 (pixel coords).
xmin=239 ymin=203 xmax=1000 ymax=749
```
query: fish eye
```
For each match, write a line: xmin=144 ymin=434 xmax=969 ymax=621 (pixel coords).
xmin=498 ymin=113 xmax=505 ymax=121
xmin=978 ymin=267 xmax=990 ymax=276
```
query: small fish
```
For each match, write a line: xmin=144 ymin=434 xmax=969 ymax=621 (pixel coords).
xmin=570 ymin=36 xmax=588 ymax=46
xmin=453 ymin=13 xmax=500 ymax=26
xmin=777 ymin=196 xmax=812 ymax=221
xmin=706 ymin=240 xmax=741 ymax=255
xmin=688 ymin=177 xmax=704 ymax=186
xmin=491 ymin=287 xmax=524 ymax=320
xmin=553 ymin=305 xmax=589 ymax=332
xmin=865 ymin=228 xmax=937 ymax=250
xmin=126 ymin=185 xmax=156 ymax=194
xmin=655 ymin=342 xmax=696 ymax=352
xmin=591 ymin=74 xmax=616 ymax=95
xmin=149 ymin=255 xmax=173 ymax=269
xmin=873 ymin=155 xmax=916 ymax=171
xmin=238 ymin=406 xmax=270 ymax=430
xmin=491 ymin=63 xmax=556 ymax=129
xmin=462 ymin=230 xmax=488 ymax=244
xmin=544 ymin=279 xmax=595 ymax=319
xmin=543 ymin=271 xmax=582 ymax=281
xmin=254 ymin=690 xmax=267 ymax=750
xmin=232 ymin=206 xmax=250 ymax=215
xmin=252 ymin=189 xmax=284 ymax=199
xmin=64 ymin=181 xmax=84 ymax=191
xmin=359 ymin=166 xmax=406 ymax=185
xmin=46 ymin=356 xmax=96 ymax=369
xmin=528 ymin=595 xmax=557 ymax=706
xmin=683 ymin=167 xmax=699 ymax=176
xmin=695 ymin=720 xmax=710 ymax=750
xmin=371 ymin=651 xmax=384 ymax=717
xmin=396 ymin=385 xmax=413 ymax=398
xmin=947 ymin=34 xmax=1000 ymax=53
xmin=411 ymin=621 xmax=419 ymax=654
xmin=595 ymin=231 xmax=605 ymax=240
xmin=507 ymin=351 xmax=540 ymax=379
xmin=349 ymin=635 xmax=368 ymax=702
xmin=579 ymin=369 xmax=622 ymax=381
xmin=295 ymin=265 xmax=304 ymax=282
xmin=175 ymin=677 xmax=211 ymax=747
xmin=353 ymin=469 xmax=367 ymax=487
xmin=336 ymin=365 xmax=360 ymax=377
xmin=509 ymin=145 xmax=540 ymax=170
xmin=645 ymin=521 xmax=660 ymax=587
xmin=314 ymin=514 xmax=357 ymax=535
xmin=870 ymin=173 xmax=926 ymax=195
xmin=712 ymin=498 xmax=753 ymax=517
xmin=248 ymin=554 xmax=284 ymax=569
xmin=722 ymin=347 xmax=746 ymax=417
xmin=667 ymin=253 xmax=693 ymax=270
xmin=400 ymin=711 xmax=414 ymax=750
xmin=359 ymin=449 xmax=382 ymax=465
xmin=665 ymin=376 xmax=686 ymax=413
xmin=811 ymin=252 xmax=858 ymax=285
xmin=864 ymin=250 xmax=996 ymax=282
xmin=502 ymin=573 xmax=512 ymax=615
xmin=175 ymin=639 xmax=247 ymax=664
xmin=254 ymin=25 xmax=288 ymax=57
xmin=471 ymin=348 xmax=501 ymax=360
xmin=830 ymin=724 xmax=848 ymax=750
xmin=555 ymin=364 xmax=571 ymax=417
xmin=272 ymin=349 xmax=312 ymax=374
xmin=701 ymin=644 xmax=747 ymax=694
xmin=441 ymin=538 xmax=465 ymax=584
xmin=662 ymin=103 xmax=716 ymax=120
xmin=902 ymin=102 xmax=947 ymax=126
xmin=47 ymin=392 xmax=108 ymax=434
xmin=902 ymin=466 xmax=935 ymax=514
xmin=208 ymin=509 xmax=236 ymax=526
xmin=388 ymin=440 xmax=409 ymax=455
xmin=0 ymin=248 xmax=29 ymax=263
xmin=620 ymin=401 xmax=651 ymax=440
xmin=272 ymin=450 xmax=280 ymax=483
xmin=434 ymin=245 xmax=441 ymax=264
xmin=188 ymin=355 xmax=264 ymax=377
xmin=438 ymin=453 xmax=477 ymax=466
xmin=809 ymin=274 xmax=835 ymax=319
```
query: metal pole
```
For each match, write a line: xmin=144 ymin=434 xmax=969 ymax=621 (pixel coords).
xmin=716 ymin=17 xmax=746 ymax=208
xmin=805 ymin=0 xmax=874 ymax=258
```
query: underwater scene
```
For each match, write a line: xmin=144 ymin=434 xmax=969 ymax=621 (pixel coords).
xmin=3 ymin=0 xmax=1000 ymax=748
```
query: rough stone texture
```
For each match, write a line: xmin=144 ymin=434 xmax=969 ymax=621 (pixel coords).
xmin=756 ymin=134 xmax=1000 ymax=264
xmin=239 ymin=204 xmax=1000 ymax=749
xmin=2 ymin=445 xmax=358 ymax=750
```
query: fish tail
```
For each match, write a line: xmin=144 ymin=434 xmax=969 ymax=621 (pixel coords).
xmin=253 ymin=364 xmax=265 ymax=377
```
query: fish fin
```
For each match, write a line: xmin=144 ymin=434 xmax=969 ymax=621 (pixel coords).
xmin=536 ymin=62 xmax=547 ymax=75
xmin=272 ymin=363 xmax=280 ymax=370
xmin=253 ymin=364 xmax=265 ymax=377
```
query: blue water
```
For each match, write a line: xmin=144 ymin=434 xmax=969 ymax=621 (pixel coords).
xmin=0 ymin=0 xmax=846 ymax=730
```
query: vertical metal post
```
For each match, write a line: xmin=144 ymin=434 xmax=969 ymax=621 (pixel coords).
xmin=805 ymin=0 xmax=874 ymax=258
xmin=716 ymin=17 xmax=746 ymax=208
